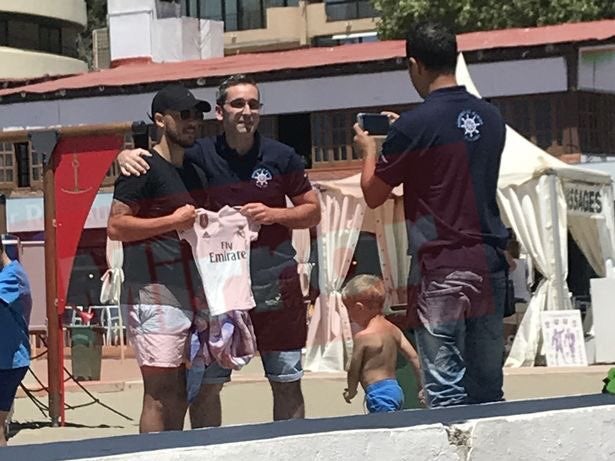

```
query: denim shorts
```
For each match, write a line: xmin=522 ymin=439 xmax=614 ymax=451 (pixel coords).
xmin=203 ymin=349 xmax=303 ymax=385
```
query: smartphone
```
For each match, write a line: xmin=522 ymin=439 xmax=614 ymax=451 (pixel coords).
xmin=356 ymin=113 xmax=390 ymax=135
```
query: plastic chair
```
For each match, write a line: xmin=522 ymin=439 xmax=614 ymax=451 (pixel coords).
xmin=100 ymin=305 xmax=125 ymax=346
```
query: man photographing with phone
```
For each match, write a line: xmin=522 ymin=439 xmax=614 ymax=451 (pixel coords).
xmin=354 ymin=21 xmax=509 ymax=409
xmin=356 ymin=113 xmax=391 ymax=136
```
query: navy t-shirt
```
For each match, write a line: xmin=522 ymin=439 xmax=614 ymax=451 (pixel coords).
xmin=113 ymin=150 xmax=207 ymax=302
xmin=185 ymin=133 xmax=312 ymax=283
xmin=375 ymin=86 xmax=508 ymax=282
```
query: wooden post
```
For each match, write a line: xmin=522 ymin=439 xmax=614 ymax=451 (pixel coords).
xmin=1 ymin=121 xmax=137 ymax=426
xmin=42 ymin=137 xmax=62 ymax=427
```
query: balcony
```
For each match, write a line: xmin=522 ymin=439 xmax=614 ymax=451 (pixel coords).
xmin=0 ymin=0 xmax=87 ymax=29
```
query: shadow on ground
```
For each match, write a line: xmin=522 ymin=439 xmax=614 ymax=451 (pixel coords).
xmin=8 ymin=420 xmax=126 ymax=439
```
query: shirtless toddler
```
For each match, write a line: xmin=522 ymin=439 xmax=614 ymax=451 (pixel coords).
xmin=342 ymin=275 xmax=423 ymax=413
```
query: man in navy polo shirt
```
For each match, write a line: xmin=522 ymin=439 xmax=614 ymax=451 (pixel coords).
xmin=118 ymin=74 xmax=320 ymax=425
xmin=354 ymin=22 xmax=508 ymax=408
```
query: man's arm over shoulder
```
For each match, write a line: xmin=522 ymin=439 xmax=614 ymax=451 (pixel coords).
xmin=117 ymin=148 xmax=151 ymax=176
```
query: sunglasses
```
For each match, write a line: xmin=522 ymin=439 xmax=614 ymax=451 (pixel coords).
xmin=166 ymin=109 xmax=204 ymax=121
xmin=225 ymin=98 xmax=263 ymax=110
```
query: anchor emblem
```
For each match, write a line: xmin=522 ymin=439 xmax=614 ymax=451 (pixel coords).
xmin=60 ymin=152 xmax=92 ymax=194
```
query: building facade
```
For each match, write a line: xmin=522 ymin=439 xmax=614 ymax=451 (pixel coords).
xmin=0 ymin=20 xmax=614 ymax=310
xmin=95 ymin=0 xmax=378 ymax=63
xmin=180 ymin=0 xmax=378 ymax=53
xmin=0 ymin=0 xmax=88 ymax=80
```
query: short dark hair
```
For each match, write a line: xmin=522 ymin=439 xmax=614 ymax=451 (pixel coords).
xmin=216 ymin=74 xmax=259 ymax=106
xmin=405 ymin=21 xmax=457 ymax=73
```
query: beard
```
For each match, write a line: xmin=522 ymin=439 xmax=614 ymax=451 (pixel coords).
xmin=167 ymin=126 xmax=195 ymax=148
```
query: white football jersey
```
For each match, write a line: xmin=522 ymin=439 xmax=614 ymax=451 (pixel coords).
xmin=179 ymin=206 xmax=260 ymax=316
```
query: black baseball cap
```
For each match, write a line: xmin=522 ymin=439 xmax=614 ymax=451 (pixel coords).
xmin=150 ymin=84 xmax=211 ymax=117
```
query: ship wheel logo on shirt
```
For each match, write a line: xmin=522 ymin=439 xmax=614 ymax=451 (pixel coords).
xmin=251 ymin=168 xmax=273 ymax=188
xmin=457 ymin=110 xmax=484 ymax=141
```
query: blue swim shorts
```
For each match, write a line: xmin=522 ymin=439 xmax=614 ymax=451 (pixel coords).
xmin=364 ymin=378 xmax=404 ymax=413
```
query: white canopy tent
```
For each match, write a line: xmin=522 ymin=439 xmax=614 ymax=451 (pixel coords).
xmin=304 ymin=178 xmax=407 ymax=372
xmin=459 ymin=53 xmax=615 ymax=366
xmin=304 ymin=54 xmax=615 ymax=372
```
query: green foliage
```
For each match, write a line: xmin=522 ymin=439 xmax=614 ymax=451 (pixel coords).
xmin=77 ymin=0 xmax=108 ymax=68
xmin=372 ymin=0 xmax=615 ymax=39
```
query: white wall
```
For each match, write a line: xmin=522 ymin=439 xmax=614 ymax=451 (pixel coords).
xmin=0 ymin=57 xmax=568 ymax=129
xmin=41 ymin=403 xmax=615 ymax=461
xmin=6 ymin=193 xmax=113 ymax=233
xmin=107 ymin=0 xmax=223 ymax=65
xmin=81 ymin=426 xmax=460 ymax=461
xmin=109 ymin=9 xmax=153 ymax=62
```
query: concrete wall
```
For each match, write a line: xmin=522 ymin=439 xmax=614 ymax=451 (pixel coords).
xmin=0 ymin=46 xmax=88 ymax=79
xmin=0 ymin=0 xmax=87 ymax=28
xmin=5 ymin=395 xmax=615 ymax=461
xmin=72 ymin=404 xmax=615 ymax=461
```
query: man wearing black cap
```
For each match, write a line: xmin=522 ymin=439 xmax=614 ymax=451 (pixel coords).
xmin=117 ymin=74 xmax=320 ymax=427
xmin=107 ymin=84 xmax=211 ymax=433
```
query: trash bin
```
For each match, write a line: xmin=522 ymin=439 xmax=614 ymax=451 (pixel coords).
xmin=69 ymin=326 xmax=105 ymax=381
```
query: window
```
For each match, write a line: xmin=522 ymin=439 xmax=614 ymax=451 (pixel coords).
xmin=0 ymin=16 xmax=77 ymax=58
xmin=0 ymin=20 xmax=7 ymax=46
xmin=0 ymin=143 xmax=15 ymax=184
xmin=534 ymin=98 xmax=553 ymax=150
xmin=30 ymin=142 xmax=44 ymax=184
xmin=182 ymin=0 xmax=266 ymax=30
xmin=14 ymin=142 xmax=30 ymax=188
xmin=310 ymin=111 xmax=355 ymax=165
xmin=39 ymin=25 xmax=62 ymax=54
xmin=265 ymin=0 xmax=299 ymax=7
xmin=324 ymin=0 xmax=377 ymax=21
xmin=258 ymin=116 xmax=278 ymax=140
xmin=578 ymin=93 xmax=615 ymax=156
xmin=492 ymin=94 xmax=573 ymax=155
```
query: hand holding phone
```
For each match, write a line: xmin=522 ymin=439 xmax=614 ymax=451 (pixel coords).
xmin=356 ymin=113 xmax=390 ymax=136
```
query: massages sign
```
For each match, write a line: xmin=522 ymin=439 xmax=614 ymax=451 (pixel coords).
xmin=563 ymin=181 xmax=604 ymax=216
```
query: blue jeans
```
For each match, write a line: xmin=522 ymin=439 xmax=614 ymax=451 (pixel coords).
xmin=186 ymin=349 xmax=303 ymax=402
xmin=415 ymin=270 xmax=506 ymax=408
